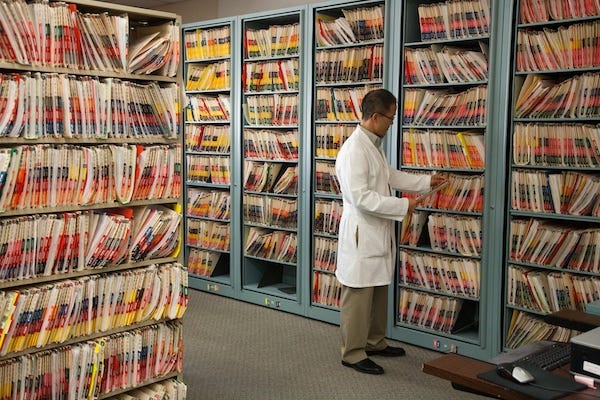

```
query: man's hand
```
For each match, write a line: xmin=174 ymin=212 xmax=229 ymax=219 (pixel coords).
xmin=431 ymin=174 xmax=447 ymax=188
xmin=407 ymin=198 xmax=418 ymax=214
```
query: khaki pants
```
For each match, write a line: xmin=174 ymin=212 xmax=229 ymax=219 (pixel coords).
xmin=340 ymin=284 xmax=388 ymax=363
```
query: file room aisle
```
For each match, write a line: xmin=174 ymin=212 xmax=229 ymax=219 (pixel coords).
xmin=182 ymin=290 xmax=487 ymax=399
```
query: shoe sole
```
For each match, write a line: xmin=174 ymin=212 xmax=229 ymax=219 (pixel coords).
xmin=366 ymin=351 xmax=406 ymax=357
xmin=341 ymin=360 xmax=384 ymax=375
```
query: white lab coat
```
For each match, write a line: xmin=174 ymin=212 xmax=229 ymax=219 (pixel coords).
xmin=335 ymin=126 xmax=431 ymax=288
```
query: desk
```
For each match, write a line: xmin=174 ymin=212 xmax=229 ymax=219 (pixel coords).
xmin=422 ymin=353 xmax=597 ymax=400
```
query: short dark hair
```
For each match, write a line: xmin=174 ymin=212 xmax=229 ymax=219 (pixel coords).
xmin=360 ymin=89 xmax=397 ymax=120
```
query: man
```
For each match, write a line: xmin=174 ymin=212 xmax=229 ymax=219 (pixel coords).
xmin=335 ymin=88 xmax=446 ymax=375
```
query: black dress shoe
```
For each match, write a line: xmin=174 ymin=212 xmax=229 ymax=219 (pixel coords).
xmin=341 ymin=358 xmax=384 ymax=375
xmin=366 ymin=346 xmax=406 ymax=357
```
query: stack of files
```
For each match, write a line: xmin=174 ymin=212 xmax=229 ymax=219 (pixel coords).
xmin=506 ymin=310 xmax=576 ymax=349
xmin=427 ymin=214 xmax=483 ymax=256
xmin=185 ymin=125 xmax=231 ymax=153
xmin=186 ymin=189 xmax=230 ymax=220
xmin=184 ymin=25 xmax=231 ymax=60
xmin=316 ymin=86 xmax=380 ymax=122
xmin=514 ymin=72 xmax=600 ymax=119
xmin=314 ymin=199 xmax=342 ymax=235
xmin=186 ymin=94 xmax=230 ymax=122
xmin=400 ymin=210 xmax=428 ymax=246
xmin=242 ymin=94 xmax=299 ymax=126
xmin=520 ymin=0 xmax=600 ymax=23
xmin=315 ymin=13 xmax=356 ymax=46
xmin=399 ymin=249 xmax=480 ymax=298
xmin=507 ymin=265 xmax=600 ymax=314
xmin=313 ymin=238 xmax=338 ymax=272
xmin=131 ymin=144 xmax=183 ymax=201
xmin=424 ymin=173 xmax=484 ymax=212
xmin=113 ymin=144 xmax=137 ymax=203
xmin=243 ymin=194 xmax=298 ymax=229
xmin=129 ymin=205 xmax=182 ymax=262
xmin=243 ymin=161 xmax=285 ymax=192
xmin=0 ymin=144 xmax=180 ymax=213
xmin=243 ymin=59 xmax=299 ymax=92
xmin=127 ymin=20 xmax=180 ymax=76
xmin=210 ymin=157 xmax=231 ymax=185
xmin=186 ymin=219 xmax=230 ymax=251
xmin=506 ymin=265 xmax=544 ymax=312
xmin=0 ymin=212 xmax=87 ymax=281
xmin=186 ymin=154 xmax=231 ymax=185
xmin=341 ymin=5 xmax=385 ymax=42
xmin=244 ymin=227 xmax=297 ymax=263
xmin=186 ymin=60 xmax=230 ymax=91
xmin=402 ymin=129 xmax=485 ymax=169
xmin=403 ymin=86 xmax=488 ymax=126
xmin=315 ymin=45 xmax=384 ymax=83
xmin=187 ymin=248 xmax=222 ymax=277
xmin=509 ymin=218 xmax=600 ymax=272
xmin=244 ymin=129 xmax=298 ymax=160
xmin=77 ymin=11 xmax=129 ymax=73
xmin=511 ymin=170 xmax=600 ymax=216
xmin=513 ymin=123 xmax=600 ymax=167
xmin=0 ymin=207 xmax=183 ymax=283
xmin=99 ymin=321 xmax=184 ymax=395
xmin=516 ymin=20 xmax=600 ymax=72
xmin=315 ymin=161 xmax=341 ymax=194
xmin=417 ymin=0 xmax=490 ymax=41
xmin=113 ymin=379 xmax=188 ymax=400
xmin=0 ymin=73 xmax=180 ymax=139
xmin=85 ymin=208 xmax=133 ymax=270
xmin=271 ymin=165 xmax=298 ymax=195
xmin=0 ymin=0 xmax=123 ymax=70
xmin=0 ymin=0 xmax=179 ymax=77
xmin=404 ymin=47 xmax=443 ymax=84
xmin=0 ymin=339 xmax=105 ymax=399
xmin=127 ymin=82 xmax=181 ymax=139
xmin=312 ymin=271 xmax=342 ymax=307
xmin=315 ymin=4 xmax=385 ymax=46
xmin=404 ymin=43 xmax=488 ymax=85
xmin=245 ymin=23 xmax=299 ymax=58
xmin=398 ymin=288 xmax=465 ymax=333
xmin=0 ymin=263 xmax=188 ymax=355
xmin=315 ymin=125 xmax=354 ymax=158
xmin=402 ymin=172 xmax=484 ymax=212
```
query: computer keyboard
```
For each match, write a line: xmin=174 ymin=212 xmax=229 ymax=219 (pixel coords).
xmin=513 ymin=342 xmax=571 ymax=371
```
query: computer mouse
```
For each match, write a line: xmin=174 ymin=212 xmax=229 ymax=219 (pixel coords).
xmin=496 ymin=364 xmax=535 ymax=384
xmin=511 ymin=366 xmax=535 ymax=384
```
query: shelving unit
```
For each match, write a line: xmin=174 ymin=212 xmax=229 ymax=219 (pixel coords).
xmin=307 ymin=0 xmax=390 ymax=324
xmin=179 ymin=0 xmax=599 ymax=362
xmin=182 ymin=18 xmax=237 ymax=297
xmin=238 ymin=8 xmax=306 ymax=313
xmin=393 ymin=0 xmax=504 ymax=359
xmin=0 ymin=0 xmax=186 ymax=396
xmin=503 ymin=0 xmax=600 ymax=349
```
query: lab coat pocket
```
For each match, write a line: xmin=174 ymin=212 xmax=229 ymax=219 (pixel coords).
xmin=356 ymin=220 xmax=388 ymax=258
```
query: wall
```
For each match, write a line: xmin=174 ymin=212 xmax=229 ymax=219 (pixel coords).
xmin=217 ymin=0 xmax=317 ymax=17
xmin=158 ymin=0 xmax=317 ymax=23
xmin=156 ymin=0 xmax=218 ymax=22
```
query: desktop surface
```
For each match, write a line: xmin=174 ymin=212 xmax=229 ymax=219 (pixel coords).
xmin=422 ymin=353 xmax=596 ymax=400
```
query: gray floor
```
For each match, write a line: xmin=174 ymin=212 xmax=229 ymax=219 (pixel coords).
xmin=182 ymin=290 xmax=488 ymax=399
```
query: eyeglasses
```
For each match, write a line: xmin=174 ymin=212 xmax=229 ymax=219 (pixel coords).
xmin=375 ymin=112 xmax=395 ymax=122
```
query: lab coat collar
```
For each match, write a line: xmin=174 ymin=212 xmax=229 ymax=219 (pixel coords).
xmin=358 ymin=124 xmax=383 ymax=148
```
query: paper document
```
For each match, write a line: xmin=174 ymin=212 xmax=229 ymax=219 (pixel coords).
xmin=415 ymin=181 xmax=448 ymax=202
